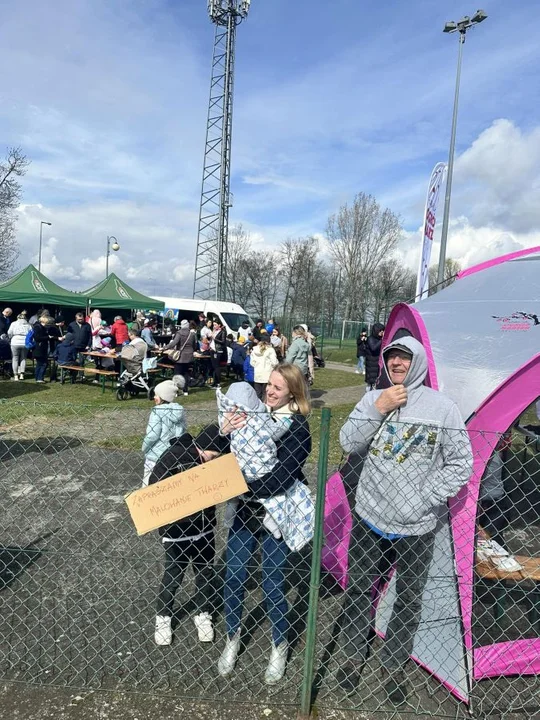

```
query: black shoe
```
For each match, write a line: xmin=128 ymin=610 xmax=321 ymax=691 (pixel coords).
xmin=336 ymin=660 xmax=364 ymax=695
xmin=383 ymin=669 xmax=408 ymax=705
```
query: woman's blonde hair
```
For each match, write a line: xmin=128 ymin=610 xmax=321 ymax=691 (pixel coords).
xmin=292 ymin=325 xmax=307 ymax=339
xmin=271 ymin=363 xmax=311 ymax=416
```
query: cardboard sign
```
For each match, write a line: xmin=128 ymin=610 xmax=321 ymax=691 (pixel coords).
xmin=125 ymin=453 xmax=248 ymax=535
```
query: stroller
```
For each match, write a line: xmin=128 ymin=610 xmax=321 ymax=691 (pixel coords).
xmin=116 ymin=350 xmax=157 ymax=401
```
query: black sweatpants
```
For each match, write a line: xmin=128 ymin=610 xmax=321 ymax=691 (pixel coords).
xmin=156 ymin=533 xmax=216 ymax=617
xmin=341 ymin=517 xmax=434 ymax=670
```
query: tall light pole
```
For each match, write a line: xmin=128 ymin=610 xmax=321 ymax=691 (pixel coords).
xmin=193 ymin=0 xmax=252 ymax=301
xmin=38 ymin=221 xmax=52 ymax=272
xmin=106 ymin=235 xmax=120 ymax=278
xmin=437 ymin=9 xmax=488 ymax=287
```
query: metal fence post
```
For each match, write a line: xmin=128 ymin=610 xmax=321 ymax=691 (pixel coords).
xmin=298 ymin=407 xmax=332 ymax=719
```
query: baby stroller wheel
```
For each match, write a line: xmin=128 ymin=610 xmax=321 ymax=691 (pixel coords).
xmin=116 ymin=387 xmax=129 ymax=401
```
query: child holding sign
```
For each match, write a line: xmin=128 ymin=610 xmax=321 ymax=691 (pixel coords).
xmin=149 ymin=425 xmax=230 ymax=646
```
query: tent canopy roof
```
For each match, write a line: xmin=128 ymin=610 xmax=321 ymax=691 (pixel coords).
xmin=0 ymin=265 xmax=86 ymax=308
xmin=385 ymin=247 xmax=540 ymax=421
xmin=82 ymin=273 xmax=164 ymax=310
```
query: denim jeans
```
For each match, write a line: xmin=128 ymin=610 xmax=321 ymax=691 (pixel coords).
xmin=341 ymin=517 xmax=434 ymax=670
xmin=35 ymin=359 xmax=48 ymax=381
xmin=356 ymin=356 xmax=365 ymax=373
xmin=224 ymin=523 xmax=289 ymax=645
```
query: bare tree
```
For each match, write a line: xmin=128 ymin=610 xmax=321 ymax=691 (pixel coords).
xmin=0 ymin=147 xmax=30 ymax=280
xmin=372 ymin=260 xmax=417 ymax=321
xmin=428 ymin=257 xmax=461 ymax=293
xmin=280 ymin=236 xmax=322 ymax=322
xmin=225 ymin=223 xmax=253 ymax=305
xmin=326 ymin=192 xmax=403 ymax=320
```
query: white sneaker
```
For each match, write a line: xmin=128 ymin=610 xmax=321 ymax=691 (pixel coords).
xmin=265 ymin=640 xmax=288 ymax=685
xmin=19 ymin=374 xmax=24 ymax=380
xmin=217 ymin=630 xmax=241 ymax=676
xmin=155 ymin=615 xmax=172 ymax=646
xmin=11 ymin=376 xmax=18 ymax=381
xmin=355 ymin=370 xmax=360 ymax=374
xmin=193 ymin=612 xmax=214 ymax=642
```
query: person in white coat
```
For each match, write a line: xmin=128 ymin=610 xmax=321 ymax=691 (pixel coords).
xmin=8 ymin=312 xmax=31 ymax=380
xmin=250 ymin=336 xmax=278 ymax=401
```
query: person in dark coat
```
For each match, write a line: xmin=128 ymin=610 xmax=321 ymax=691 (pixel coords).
xmin=53 ymin=333 xmax=79 ymax=383
xmin=150 ymin=424 xmax=230 ymax=647
xmin=67 ymin=312 xmax=92 ymax=362
xmin=231 ymin=336 xmax=247 ymax=379
xmin=163 ymin=319 xmax=198 ymax=396
xmin=33 ymin=316 xmax=51 ymax=383
xmin=355 ymin=329 xmax=368 ymax=375
xmin=364 ymin=323 xmax=385 ymax=390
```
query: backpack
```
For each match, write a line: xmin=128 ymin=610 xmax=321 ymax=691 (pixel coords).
xmin=25 ymin=329 xmax=35 ymax=350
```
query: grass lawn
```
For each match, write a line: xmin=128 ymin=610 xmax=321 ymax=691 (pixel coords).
xmin=321 ymin=345 xmax=357 ymax=365
xmin=312 ymin=367 xmax=363 ymax=390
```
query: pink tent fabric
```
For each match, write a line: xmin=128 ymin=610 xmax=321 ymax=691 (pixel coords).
xmin=321 ymin=471 xmax=352 ymax=589
xmin=379 ymin=246 xmax=540 ymax=700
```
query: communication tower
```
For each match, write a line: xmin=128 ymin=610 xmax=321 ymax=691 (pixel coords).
xmin=192 ymin=0 xmax=252 ymax=300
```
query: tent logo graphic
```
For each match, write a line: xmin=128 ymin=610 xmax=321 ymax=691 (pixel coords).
xmin=31 ymin=271 xmax=47 ymax=293
xmin=492 ymin=310 xmax=539 ymax=332
xmin=114 ymin=280 xmax=132 ymax=300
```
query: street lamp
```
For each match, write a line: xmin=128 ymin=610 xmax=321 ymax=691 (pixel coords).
xmin=106 ymin=235 xmax=120 ymax=278
xmin=38 ymin=221 xmax=52 ymax=272
xmin=437 ymin=9 xmax=488 ymax=287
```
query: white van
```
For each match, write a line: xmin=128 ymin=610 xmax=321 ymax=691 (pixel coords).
xmin=152 ymin=297 xmax=254 ymax=338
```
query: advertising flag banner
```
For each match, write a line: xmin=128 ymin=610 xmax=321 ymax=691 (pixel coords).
xmin=416 ymin=162 xmax=447 ymax=300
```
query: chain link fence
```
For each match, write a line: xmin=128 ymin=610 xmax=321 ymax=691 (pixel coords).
xmin=1 ymin=396 xmax=539 ymax=718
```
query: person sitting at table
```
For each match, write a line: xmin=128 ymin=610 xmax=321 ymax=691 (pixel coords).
xmin=53 ymin=333 xmax=80 ymax=383
xmin=141 ymin=318 xmax=157 ymax=353
xmin=120 ymin=329 xmax=148 ymax=375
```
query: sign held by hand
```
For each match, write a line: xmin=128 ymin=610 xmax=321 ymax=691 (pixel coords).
xmin=125 ymin=453 xmax=247 ymax=535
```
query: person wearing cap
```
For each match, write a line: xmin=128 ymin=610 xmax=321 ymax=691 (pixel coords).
xmin=162 ymin=318 xmax=198 ymax=396
xmin=141 ymin=379 xmax=187 ymax=486
xmin=150 ymin=424 xmax=230 ymax=647
xmin=337 ymin=336 xmax=472 ymax=703
xmin=231 ymin=335 xmax=247 ymax=379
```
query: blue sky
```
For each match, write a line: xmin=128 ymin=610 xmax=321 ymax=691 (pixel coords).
xmin=2 ymin=0 xmax=540 ymax=296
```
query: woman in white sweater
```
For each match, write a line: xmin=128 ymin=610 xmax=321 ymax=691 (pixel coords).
xmin=249 ymin=336 xmax=278 ymax=401
xmin=8 ymin=312 xmax=31 ymax=380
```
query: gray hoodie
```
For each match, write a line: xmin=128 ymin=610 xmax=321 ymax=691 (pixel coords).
xmin=142 ymin=402 xmax=187 ymax=463
xmin=340 ymin=336 xmax=473 ymax=536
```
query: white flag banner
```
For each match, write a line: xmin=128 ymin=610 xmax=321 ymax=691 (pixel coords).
xmin=416 ymin=162 xmax=447 ymax=301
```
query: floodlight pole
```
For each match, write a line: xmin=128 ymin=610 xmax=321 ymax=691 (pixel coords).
xmin=437 ymin=11 xmax=488 ymax=288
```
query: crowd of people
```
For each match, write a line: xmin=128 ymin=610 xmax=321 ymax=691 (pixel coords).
xmin=138 ymin=335 xmax=475 ymax=704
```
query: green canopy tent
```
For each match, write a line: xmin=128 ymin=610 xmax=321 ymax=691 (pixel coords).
xmin=0 ymin=265 xmax=85 ymax=307
xmin=82 ymin=273 xmax=164 ymax=311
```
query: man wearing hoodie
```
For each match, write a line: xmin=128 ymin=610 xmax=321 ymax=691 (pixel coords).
xmin=149 ymin=424 xmax=230 ymax=646
xmin=337 ymin=336 xmax=472 ymax=704
xmin=142 ymin=379 xmax=187 ymax=485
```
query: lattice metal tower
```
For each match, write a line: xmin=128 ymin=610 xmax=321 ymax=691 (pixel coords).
xmin=192 ymin=0 xmax=252 ymax=300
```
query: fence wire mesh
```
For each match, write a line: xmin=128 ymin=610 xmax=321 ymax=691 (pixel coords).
xmin=0 ymin=394 xmax=539 ymax=720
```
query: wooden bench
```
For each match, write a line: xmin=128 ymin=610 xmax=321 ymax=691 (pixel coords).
xmin=58 ymin=365 xmax=118 ymax=394
xmin=476 ymin=553 xmax=540 ymax=630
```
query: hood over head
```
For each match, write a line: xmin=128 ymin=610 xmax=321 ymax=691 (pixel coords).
xmin=223 ymin=381 xmax=265 ymax=412
xmin=62 ymin=332 xmax=75 ymax=345
xmin=382 ymin=336 xmax=427 ymax=390
xmin=168 ymin=432 xmax=203 ymax=467
xmin=371 ymin=322 xmax=385 ymax=338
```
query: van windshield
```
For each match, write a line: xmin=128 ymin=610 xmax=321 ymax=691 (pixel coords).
xmin=221 ymin=313 xmax=252 ymax=331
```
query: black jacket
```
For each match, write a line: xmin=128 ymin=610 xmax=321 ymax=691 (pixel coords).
xmin=32 ymin=322 xmax=51 ymax=360
xmin=364 ymin=323 xmax=385 ymax=386
xmin=213 ymin=327 xmax=227 ymax=356
xmin=149 ymin=434 xmax=224 ymax=540
xmin=54 ymin=340 xmax=78 ymax=366
xmin=356 ymin=334 xmax=367 ymax=358
xmin=67 ymin=320 xmax=92 ymax=350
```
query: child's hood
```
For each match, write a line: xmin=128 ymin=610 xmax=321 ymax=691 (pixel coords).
xmin=154 ymin=402 xmax=185 ymax=424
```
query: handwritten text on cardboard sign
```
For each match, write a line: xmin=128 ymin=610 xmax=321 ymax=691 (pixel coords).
xmin=125 ymin=453 xmax=248 ymax=535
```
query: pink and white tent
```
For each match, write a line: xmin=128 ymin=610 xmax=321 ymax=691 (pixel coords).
xmin=375 ymin=246 xmax=540 ymax=703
